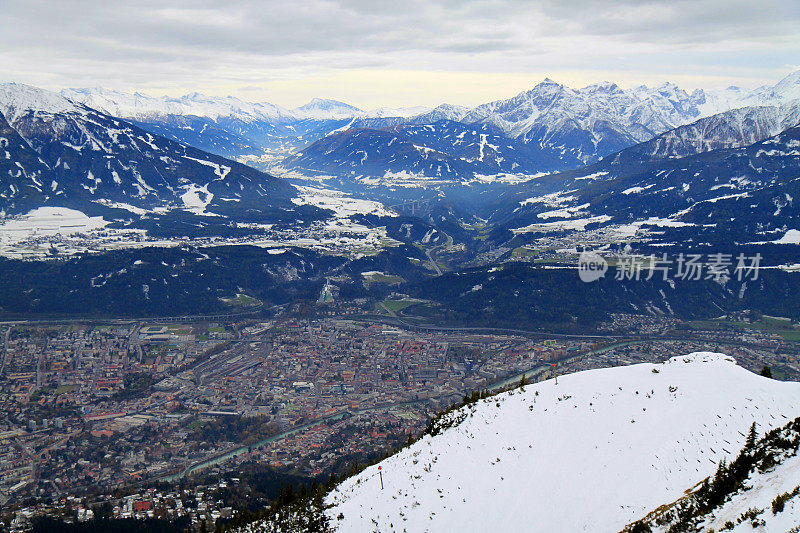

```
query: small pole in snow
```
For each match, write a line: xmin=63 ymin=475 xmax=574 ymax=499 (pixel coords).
xmin=378 ymin=466 xmax=384 ymax=490
xmin=553 ymin=363 xmax=557 ymax=385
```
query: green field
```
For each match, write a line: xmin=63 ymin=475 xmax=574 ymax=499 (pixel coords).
xmin=512 ymin=247 xmax=538 ymax=259
xmin=380 ymin=298 xmax=425 ymax=314
xmin=686 ymin=317 xmax=800 ymax=341
xmin=362 ymin=272 xmax=403 ymax=288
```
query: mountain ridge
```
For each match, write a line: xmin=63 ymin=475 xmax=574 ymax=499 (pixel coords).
xmin=279 ymin=70 xmax=800 ymax=182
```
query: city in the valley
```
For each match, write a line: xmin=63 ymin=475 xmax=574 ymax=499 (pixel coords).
xmin=1 ymin=307 xmax=797 ymax=530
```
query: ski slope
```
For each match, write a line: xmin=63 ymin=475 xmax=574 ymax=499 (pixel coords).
xmin=325 ymin=353 xmax=800 ymax=532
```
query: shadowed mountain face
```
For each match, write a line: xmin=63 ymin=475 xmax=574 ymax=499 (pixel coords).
xmin=607 ymin=102 xmax=800 ymax=163
xmin=487 ymin=124 xmax=800 ymax=245
xmin=0 ymin=83 xmax=321 ymax=223
xmin=0 ymin=111 xmax=54 ymax=215
xmin=283 ymin=120 xmax=580 ymax=182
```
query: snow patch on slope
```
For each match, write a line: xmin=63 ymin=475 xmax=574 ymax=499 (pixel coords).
xmin=326 ymin=352 xmax=800 ymax=532
xmin=775 ymin=229 xmax=800 ymax=244
xmin=0 ymin=206 xmax=107 ymax=244
xmin=180 ymin=184 xmax=214 ymax=215
xmin=290 ymin=186 xmax=395 ymax=218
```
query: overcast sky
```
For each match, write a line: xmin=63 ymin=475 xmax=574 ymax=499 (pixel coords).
xmin=1 ymin=0 xmax=799 ymax=109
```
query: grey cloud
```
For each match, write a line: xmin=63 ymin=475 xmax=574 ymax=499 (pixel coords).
xmin=0 ymin=0 xmax=797 ymax=99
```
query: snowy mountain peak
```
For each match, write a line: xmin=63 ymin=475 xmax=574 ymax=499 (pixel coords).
xmin=431 ymin=103 xmax=467 ymax=113
xmin=654 ymin=81 xmax=691 ymax=102
xmin=292 ymin=98 xmax=364 ymax=120
xmin=412 ymin=103 xmax=470 ymax=122
xmin=60 ymin=88 xmax=295 ymax=123
xmin=0 ymin=82 xmax=84 ymax=124
xmin=772 ymin=68 xmax=800 ymax=101
xmin=323 ymin=352 xmax=800 ymax=532
xmin=181 ymin=91 xmax=203 ymax=100
xmin=583 ymin=80 xmax=624 ymax=94
xmin=530 ymin=77 xmax=568 ymax=94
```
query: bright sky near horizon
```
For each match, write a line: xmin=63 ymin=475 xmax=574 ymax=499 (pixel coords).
xmin=1 ymin=0 xmax=798 ymax=109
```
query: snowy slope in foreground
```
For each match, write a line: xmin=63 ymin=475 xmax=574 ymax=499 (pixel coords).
xmin=325 ymin=353 xmax=800 ymax=532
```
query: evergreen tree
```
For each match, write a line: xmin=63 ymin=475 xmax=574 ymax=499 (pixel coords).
xmin=746 ymin=422 xmax=758 ymax=450
xmin=760 ymin=366 xmax=773 ymax=378
xmin=326 ymin=473 xmax=338 ymax=490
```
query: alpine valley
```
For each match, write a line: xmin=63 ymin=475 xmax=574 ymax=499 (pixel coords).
xmin=0 ymin=70 xmax=799 ymax=324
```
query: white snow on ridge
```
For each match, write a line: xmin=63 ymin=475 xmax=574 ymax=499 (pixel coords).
xmin=181 ymin=155 xmax=231 ymax=180
xmin=468 ymin=172 xmax=546 ymax=185
xmin=575 ymin=171 xmax=609 ymax=181
xmin=326 ymin=352 xmax=800 ymax=533
xmin=367 ymin=105 xmax=432 ymax=118
xmin=688 ymin=446 xmax=800 ymax=532
xmin=61 ymin=87 xmax=295 ymax=123
xmin=622 ymin=183 xmax=655 ymax=195
xmin=292 ymin=98 xmax=363 ymax=120
xmin=536 ymin=202 xmax=590 ymax=219
xmin=92 ymin=199 xmax=149 ymax=215
xmin=612 ymin=217 xmax=696 ymax=239
xmin=322 ymin=118 xmax=356 ymax=138
xmin=0 ymin=83 xmax=84 ymax=124
xmin=518 ymin=191 xmax=576 ymax=208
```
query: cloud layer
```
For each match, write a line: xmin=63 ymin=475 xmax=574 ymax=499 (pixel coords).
xmin=1 ymin=0 xmax=798 ymax=107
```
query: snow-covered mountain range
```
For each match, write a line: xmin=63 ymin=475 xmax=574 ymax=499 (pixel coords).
xmin=60 ymin=87 xmax=296 ymax=124
xmin=283 ymin=70 xmax=800 ymax=184
xmin=320 ymin=352 xmax=800 ymax=532
xmin=54 ymin=69 xmax=800 ymax=184
xmin=613 ymin=100 xmax=800 ymax=163
xmin=463 ymin=70 xmax=800 ymax=161
xmin=2 ymin=71 xmax=800 ymax=253
xmin=61 ymin=88 xmax=432 ymax=124
xmin=0 ymin=83 xmax=312 ymax=220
